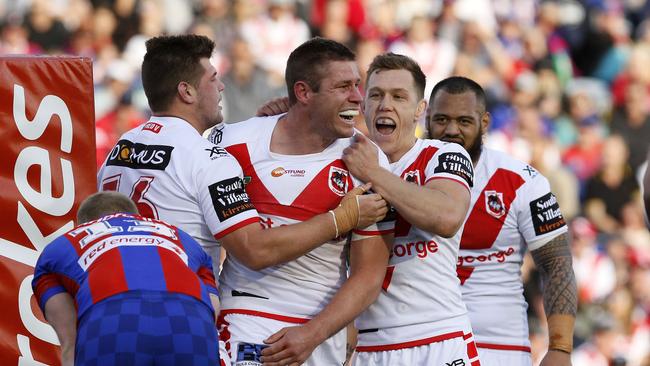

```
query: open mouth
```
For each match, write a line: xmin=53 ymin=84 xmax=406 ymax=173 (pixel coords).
xmin=441 ymin=137 xmax=464 ymax=145
xmin=375 ymin=117 xmax=396 ymax=135
xmin=339 ymin=109 xmax=359 ymax=123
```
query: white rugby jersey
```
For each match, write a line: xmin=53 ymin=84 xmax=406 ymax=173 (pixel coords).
xmin=458 ymin=148 xmax=567 ymax=351
xmin=356 ymin=139 xmax=475 ymax=350
xmin=97 ymin=117 xmax=260 ymax=266
xmin=213 ymin=115 xmax=394 ymax=320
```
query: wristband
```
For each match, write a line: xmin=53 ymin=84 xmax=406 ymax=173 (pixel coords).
xmin=329 ymin=210 xmax=339 ymax=238
xmin=547 ymin=314 xmax=575 ymax=354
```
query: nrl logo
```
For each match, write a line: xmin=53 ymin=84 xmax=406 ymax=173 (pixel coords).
xmin=403 ymin=170 xmax=421 ymax=185
xmin=328 ymin=166 xmax=348 ymax=196
xmin=485 ymin=190 xmax=506 ymax=219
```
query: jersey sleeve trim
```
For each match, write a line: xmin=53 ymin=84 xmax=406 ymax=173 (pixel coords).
xmin=220 ymin=308 xmax=310 ymax=324
xmin=213 ymin=217 xmax=260 ymax=239
xmin=32 ymin=273 xmax=79 ymax=312
xmin=424 ymin=176 xmax=471 ymax=194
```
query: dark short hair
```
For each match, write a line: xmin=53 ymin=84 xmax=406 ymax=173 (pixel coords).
xmin=142 ymin=34 xmax=215 ymax=112
xmin=77 ymin=192 xmax=138 ymax=223
xmin=429 ymin=76 xmax=487 ymax=114
xmin=285 ymin=37 xmax=356 ymax=105
xmin=366 ymin=52 xmax=426 ymax=100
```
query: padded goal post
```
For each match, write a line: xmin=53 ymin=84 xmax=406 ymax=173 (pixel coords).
xmin=0 ymin=56 xmax=96 ymax=365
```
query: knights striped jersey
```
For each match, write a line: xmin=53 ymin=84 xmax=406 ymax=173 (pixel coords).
xmin=214 ymin=115 xmax=394 ymax=320
xmin=32 ymin=213 xmax=218 ymax=319
xmin=356 ymin=138 xmax=475 ymax=349
xmin=458 ymin=148 xmax=567 ymax=351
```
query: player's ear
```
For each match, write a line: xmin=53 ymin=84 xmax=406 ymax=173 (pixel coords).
xmin=481 ymin=111 xmax=490 ymax=131
xmin=293 ymin=81 xmax=311 ymax=104
xmin=415 ymin=99 xmax=427 ymax=120
xmin=177 ymin=81 xmax=195 ymax=104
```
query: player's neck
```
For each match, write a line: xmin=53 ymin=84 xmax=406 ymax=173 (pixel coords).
xmin=270 ymin=110 xmax=337 ymax=155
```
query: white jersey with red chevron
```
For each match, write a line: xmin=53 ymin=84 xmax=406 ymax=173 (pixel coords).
xmin=458 ymin=147 xmax=567 ymax=352
xmin=356 ymin=139 xmax=475 ymax=349
xmin=215 ymin=115 xmax=394 ymax=320
xmin=97 ymin=117 xmax=260 ymax=266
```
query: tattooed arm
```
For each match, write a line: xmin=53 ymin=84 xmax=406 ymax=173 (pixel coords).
xmin=530 ymin=232 xmax=577 ymax=366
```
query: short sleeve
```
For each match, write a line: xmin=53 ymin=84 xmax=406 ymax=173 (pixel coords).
xmin=423 ymin=142 xmax=473 ymax=191
xmin=194 ymin=146 xmax=260 ymax=240
xmin=515 ymin=173 xmax=568 ymax=251
xmin=31 ymin=238 xmax=78 ymax=312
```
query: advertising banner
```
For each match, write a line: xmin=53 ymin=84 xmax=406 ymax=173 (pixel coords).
xmin=0 ymin=57 xmax=96 ymax=365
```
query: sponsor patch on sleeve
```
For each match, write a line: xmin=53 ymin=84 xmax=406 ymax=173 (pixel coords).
xmin=106 ymin=139 xmax=173 ymax=170
xmin=208 ymin=177 xmax=255 ymax=222
xmin=433 ymin=152 xmax=474 ymax=187
xmin=530 ymin=192 xmax=566 ymax=235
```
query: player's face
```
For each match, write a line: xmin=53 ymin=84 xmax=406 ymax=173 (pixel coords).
xmin=364 ymin=69 xmax=426 ymax=162
xmin=309 ymin=60 xmax=363 ymax=139
xmin=427 ymin=90 xmax=487 ymax=162
xmin=196 ymin=58 xmax=225 ymax=130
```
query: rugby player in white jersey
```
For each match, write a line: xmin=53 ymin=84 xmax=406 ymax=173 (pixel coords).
xmin=427 ymin=76 xmax=577 ymax=366
xmin=210 ymin=38 xmax=394 ymax=366
xmin=97 ymin=35 xmax=388 ymax=365
xmin=342 ymin=53 xmax=480 ymax=365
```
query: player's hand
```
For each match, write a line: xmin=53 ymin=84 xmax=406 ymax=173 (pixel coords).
xmin=256 ymin=97 xmax=290 ymax=117
xmin=355 ymin=192 xmax=388 ymax=228
xmin=261 ymin=325 xmax=321 ymax=366
xmin=343 ymin=133 xmax=381 ymax=183
xmin=539 ymin=349 xmax=572 ymax=366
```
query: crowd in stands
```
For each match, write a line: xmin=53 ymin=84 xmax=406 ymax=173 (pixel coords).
xmin=1 ymin=0 xmax=648 ymax=364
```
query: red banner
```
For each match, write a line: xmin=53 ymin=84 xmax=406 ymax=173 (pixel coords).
xmin=0 ymin=57 xmax=96 ymax=365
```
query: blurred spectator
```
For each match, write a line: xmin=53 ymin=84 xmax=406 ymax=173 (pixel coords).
xmin=94 ymin=58 xmax=135 ymax=120
xmin=571 ymin=217 xmax=616 ymax=304
xmin=0 ymin=22 xmax=41 ymax=54
xmin=610 ymin=80 xmax=650 ymax=173
xmin=584 ymin=135 xmax=639 ymax=234
xmin=221 ymin=37 xmax=284 ymax=123
xmin=310 ymin=0 xmax=365 ymax=38
xmin=239 ymin=0 xmax=310 ymax=87
xmin=572 ymin=312 xmax=628 ymax=366
xmin=561 ymin=113 xmax=605 ymax=186
xmin=24 ymin=0 xmax=70 ymax=53
xmin=389 ymin=15 xmax=456 ymax=98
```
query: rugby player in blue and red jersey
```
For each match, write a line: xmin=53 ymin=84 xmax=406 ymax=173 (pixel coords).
xmin=32 ymin=192 xmax=223 ymax=366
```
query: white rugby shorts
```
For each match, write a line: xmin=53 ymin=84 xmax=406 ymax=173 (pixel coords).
xmin=218 ymin=311 xmax=346 ymax=366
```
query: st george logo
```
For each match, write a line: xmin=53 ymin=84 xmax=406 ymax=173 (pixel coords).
xmin=328 ymin=166 xmax=348 ymax=196
xmin=484 ymin=190 xmax=505 ymax=219
xmin=403 ymin=170 xmax=421 ymax=185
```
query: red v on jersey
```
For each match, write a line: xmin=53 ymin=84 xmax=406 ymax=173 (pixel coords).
xmin=226 ymin=143 xmax=353 ymax=221
xmin=394 ymin=146 xmax=439 ymax=237
xmin=460 ymin=168 xmax=525 ymax=250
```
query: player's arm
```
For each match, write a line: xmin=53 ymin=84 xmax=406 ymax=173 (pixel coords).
xmin=344 ymin=134 xmax=470 ymax=237
xmin=43 ymin=292 xmax=76 ymax=366
xmin=531 ymin=232 xmax=577 ymax=366
xmin=260 ymin=234 xmax=392 ymax=365
xmin=219 ymin=184 xmax=388 ymax=270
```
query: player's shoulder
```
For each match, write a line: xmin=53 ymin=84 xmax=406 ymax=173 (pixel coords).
xmin=216 ymin=115 xmax=280 ymax=147
xmin=422 ymin=138 xmax=470 ymax=157
xmin=482 ymin=148 xmax=547 ymax=183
